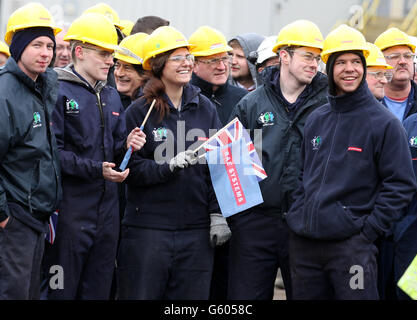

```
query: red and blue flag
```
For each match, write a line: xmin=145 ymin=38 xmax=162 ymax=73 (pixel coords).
xmin=204 ymin=117 xmax=267 ymax=181
xmin=45 ymin=210 xmax=58 ymax=244
xmin=206 ymin=138 xmax=264 ymax=217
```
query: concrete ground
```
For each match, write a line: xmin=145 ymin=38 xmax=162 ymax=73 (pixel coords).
xmin=273 ymin=269 xmax=287 ymax=300
xmin=274 ymin=286 xmax=287 ymax=300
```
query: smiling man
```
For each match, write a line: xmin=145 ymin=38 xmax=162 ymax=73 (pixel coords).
xmin=375 ymin=28 xmax=417 ymax=122
xmin=365 ymin=42 xmax=393 ymax=100
xmin=226 ymin=20 xmax=328 ymax=300
xmin=43 ymin=12 xmax=145 ymax=300
xmin=0 ymin=3 xmax=62 ymax=300
xmin=190 ymin=26 xmax=247 ymax=125
xmin=188 ymin=26 xmax=247 ymax=300
xmin=286 ymin=25 xmax=416 ymax=300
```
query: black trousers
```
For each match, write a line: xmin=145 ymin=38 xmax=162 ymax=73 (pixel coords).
xmin=116 ymin=226 xmax=214 ymax=300
xmin=227 ymin=210 xmax=292 ymax=300
xmin=0 ymin=206 xmax=47 ymax=299
xmin=290 ymin=231 xmax=379 ymax=300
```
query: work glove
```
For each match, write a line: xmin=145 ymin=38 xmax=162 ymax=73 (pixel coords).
xmin=169 ymin=150 xmax=198 ymax=172
xmin=210 ymin=213 xmax=232 ymax=247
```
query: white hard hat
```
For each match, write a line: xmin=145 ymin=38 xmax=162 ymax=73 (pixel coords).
xmin=256 ymin=36 xmax=278 ymax=65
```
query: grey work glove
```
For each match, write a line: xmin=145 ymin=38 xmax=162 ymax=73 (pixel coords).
xmin=210 ymin=213 xmax=232 ymax=247
xmin=169 ymin=150 xmax=198 ymax=172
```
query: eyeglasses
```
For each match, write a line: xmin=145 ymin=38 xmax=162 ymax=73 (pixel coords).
xmin=367 ymin=71 xmax=393 ymax=82
xmin=287 ymin=49 xmax=321 ymax=64
xmin=196 ymin=56 xmax=232 ymax=67
xmin=384 ymin=52 xmax=415 ymax=62
xmin=167 ymin=54 xmax=195 ymax=64
xmin=114 ymin=61 xmax=136 ymax=73
xmin=82 ymin=46 xmax=114 ymax=59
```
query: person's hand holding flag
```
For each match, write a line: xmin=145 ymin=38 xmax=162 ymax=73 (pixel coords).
xmin=169 ymin=150 xmax=198 ymax=172
xmin=126 ymin=127 xmax=146 ymax=151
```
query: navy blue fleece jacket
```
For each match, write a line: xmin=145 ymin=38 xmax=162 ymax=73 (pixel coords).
xmin=287 ymin=82 xmax=417 ymax=242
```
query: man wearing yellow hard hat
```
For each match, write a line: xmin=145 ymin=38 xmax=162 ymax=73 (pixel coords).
xmin=188 ymin=25 xmax=245 ymax=300
xmin=227 ymin=19 xmax=328 ymax=300
xmin=0 ymin=41 xmax=10 ymax=67
xmin=43 ymin=12 xmax=145 ymax=300
xmin=0 ymin=2 xmax=62 ymax=300
xmin=189 ymin=26 xmax=247 ymax=125
xmin=365 ymin=42 xmax=393 ymax=100
xmin=375 ymin=28 xmax=417 ymax=122
xmin=286 ymin=24 xmax=416 ymax=300
xmin=53 ymin=24 xmax=71 ymax=68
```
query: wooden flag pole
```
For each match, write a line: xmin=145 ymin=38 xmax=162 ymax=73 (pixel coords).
xmin=119 ymin=99 xmax=156 ymax=171
xmin=139 ymin=99 xmax=156 ymax=130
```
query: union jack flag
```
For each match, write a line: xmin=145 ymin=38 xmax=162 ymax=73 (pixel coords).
xmin=205 ymin=118 xmax=267 ymax=181
xmin=45 ymin=210 xmax=59 ymax=244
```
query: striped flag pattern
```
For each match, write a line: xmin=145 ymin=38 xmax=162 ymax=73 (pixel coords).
xmin=45 ymin=210 xmax=58 ymax=244
xmin=205 ymin=118 xmax=267 ymax=181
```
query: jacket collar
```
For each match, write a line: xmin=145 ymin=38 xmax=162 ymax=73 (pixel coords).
xmin=191 ymin=73 xmax=229 ymax=97
xmin=55 ymin=64 xmax=106 ymax=93
xmin=164 ymin=83 xmax=201 ymax=111
xmin=3 ymin=57 xmax=58 ymax=97
xmin=328 ymin=81 xmax=375 ymax=113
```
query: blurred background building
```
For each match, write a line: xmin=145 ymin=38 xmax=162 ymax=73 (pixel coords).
xmin=0 ymin=0 xmax=416 ymax=41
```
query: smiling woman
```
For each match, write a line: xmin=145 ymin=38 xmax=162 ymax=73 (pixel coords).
xmin=117 ymin=26 xmax=225 ymax=300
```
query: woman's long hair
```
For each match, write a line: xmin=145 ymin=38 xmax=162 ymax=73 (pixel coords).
xmin=142 ymin=49 xmax=175 ymax=122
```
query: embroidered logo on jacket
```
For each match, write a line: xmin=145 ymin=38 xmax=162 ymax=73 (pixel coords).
xmin=410 ymin=136 xmax=417 ymax=147
xmin=65 ymin=99 xmax=79 ymax=114
xmin=311 ymin=136 xmax=322 ymax=150
xmin=33 ymin=112 xmax=42 ymax=128
xmin=257 ymin=112 xmax=275 ymax=126
xmin=152 ymin=127 xmax=168 ymax=142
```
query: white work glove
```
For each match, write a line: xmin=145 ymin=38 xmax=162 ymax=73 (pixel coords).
xmin=210 ymin=213 xmax=232 ymax=247
xmin=169 ymin=150 xmax=198 ymax=172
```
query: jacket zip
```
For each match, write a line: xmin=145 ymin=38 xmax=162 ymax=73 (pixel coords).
xmin=305 ymin=112 xmax=340 ymax=234
xmin=211 ymin=93 xmax=221 ymax=107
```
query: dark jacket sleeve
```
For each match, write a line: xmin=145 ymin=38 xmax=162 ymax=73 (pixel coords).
xmin=112 ymin=95 xmax=128 ymax=165
xmin=287 ymin=136 xmax=306 ymax=218
xmin=362 ymin=118 xmax=417 ymax=242
xmin=52 ymin=95 xmax=103 ymax=180
xmin=0 ymin=98 xmax=13 ymax=219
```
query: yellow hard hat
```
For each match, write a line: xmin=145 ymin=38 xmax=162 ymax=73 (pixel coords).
xmin=0 ymin=41 xmax=10 ymax=57
xmin=366 ymin=42 xmax=393 ymax=69
xmin=273 ymin=20 xmax=324 ymax=53
xmin=83 ymin=3 xmax=123 ymax=30
xmin=142 ymin=26 xmax=190 ymax=70
xmin=114 ymin=33 xmax=148 ymax=65
xmin=321 ymin=24 xmax=369 ymax=64
xmin=120 ymin=19 xmax=134 ymax=36
xmin=64 ymin=13 xmax=118 ymax=51
xmin=188 ymin=26 xmax=232 ymax=57
xmin=374 ymin=27 xmax=415 ymax=52
xmin=5 ymin=2 xmax=61 ymax=45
